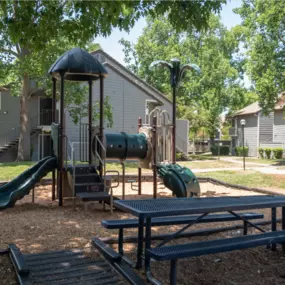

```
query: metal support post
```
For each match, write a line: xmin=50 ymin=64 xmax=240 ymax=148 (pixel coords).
xmin=138 ymin=117 xmax=142 ymax=195
xmin=99 ymin=76 xmax=104 ymax=176
xmin=172 ymin=87 xmax=176 ymax=164
xmin=51 ymin=77 xmax=56 ymax=201
xmin=88 ymin=80 xmax=93 ymax=164
xmin=272 ymin=207 xmax=277 ymax=250
xmin=136 ymin=216 xmax=144 ymax=269
xmin=242 ymin=124 xmax=245 ymax=170
xmin=59 ymin=73 xmax=65 ymax=206
xmin=121 ymin=161 xmax=125 ymax=200
xmin=282 ymin=207 xmax=285 ymax=255
xmin=152 ymin=116 xmax=157 ymax=199
xmin=145 ymin=217 xmax=152 ymax=271
xmin=170 ymin=260 xmax=178 ymax=285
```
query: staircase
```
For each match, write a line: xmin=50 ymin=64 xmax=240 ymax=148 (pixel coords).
xmin=65 ymin=136 xmax=113 ymax=212
xmin=0 ymin=128 xmax=40 ymax=154
xmin=68 ymin=164 xmax=111 ymax=211
xmin=0 ymin=110 xmax=53 ymax=161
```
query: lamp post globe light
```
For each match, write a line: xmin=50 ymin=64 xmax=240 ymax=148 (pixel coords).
xmin=149 ymin=58 xmax=201 ymax=164
xmin=240 ymin=119 xmax=246 ymax=170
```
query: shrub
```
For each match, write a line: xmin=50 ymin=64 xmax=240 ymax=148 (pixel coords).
xmin=176 ymin=152 xmax=182 ymax=161
xmin=210 ymin=145 xmax=230 ymax=156
xmin=272 ymin=148 xmax=283 ymax=159
xmin=258 ymin=147 xmax=264 ymax=159
xmin=264 ymin=148 xmax=272 ymax=159
xmin=235 ymin=146 xmax=240 ymax=156
xmin=235 ymin=146 xmax=249 ymax=157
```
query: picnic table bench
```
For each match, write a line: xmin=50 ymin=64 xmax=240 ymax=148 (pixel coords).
xmin=114 ymin=195 xmax=285 ymax=285
xmin=102 ymin=212 xmax=264 ymax=255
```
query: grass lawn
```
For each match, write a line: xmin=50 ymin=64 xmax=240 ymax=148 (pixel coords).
xmin=188 ymin=154 xmax=216 ymax=160
xmin=0 ymin=161 xmax=36 ymax=181
xmin=198 ymin=170 xmax=285 ymax=190
xmin=0 ymin=161 xmax=150 ymax=181
xmin=180 ymin=160 xmax=237 ymax=169
xmin=0 ymin=160 xmax=237 ymax=181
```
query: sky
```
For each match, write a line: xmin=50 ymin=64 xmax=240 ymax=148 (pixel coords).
xmin=95 ymin=0 xmax=243 ymax=65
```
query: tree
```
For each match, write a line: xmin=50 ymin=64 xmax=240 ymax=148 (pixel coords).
xmin=68 ymin=96 xmax=113 ymax=127
xmin=0 ymin=0 xmax=225 ymax=160
xmin=120 ymin=15 xmax=251 ymax=138
xmin=235 ymin=0 xmax=285 ymax=113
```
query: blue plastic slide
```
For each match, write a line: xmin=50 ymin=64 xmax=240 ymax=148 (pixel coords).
xmin=0 ymin=156 xmax=57 ymax=210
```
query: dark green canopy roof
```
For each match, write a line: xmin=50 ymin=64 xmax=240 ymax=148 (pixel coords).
xmin=48 ymin=47 xmax=108 ymax=81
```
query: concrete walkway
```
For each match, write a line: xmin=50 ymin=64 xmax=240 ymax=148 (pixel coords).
xmin=191 ymin=158 xmax=285 ymax=175
xmin=220 ymin=157 xmax=270 ymax=167
xmin=192 ymin=167 xmax=243 ymax=173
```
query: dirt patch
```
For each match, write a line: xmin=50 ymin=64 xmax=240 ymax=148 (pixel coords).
xmin=0 ymin=255 xmax=17 ymax=285
xmin=0 ymin=183 xmax=284 ymax=285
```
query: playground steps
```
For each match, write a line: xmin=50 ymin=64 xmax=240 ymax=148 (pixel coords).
xmin=70 ymin=165 xmax=111 ymax=204
xmin=10 ymin=245 xmax=127 ymax=285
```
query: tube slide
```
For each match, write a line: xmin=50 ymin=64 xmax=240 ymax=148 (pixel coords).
xmin=157 ymin=164 xmax=200 ymax=197
xmin=0 ymin=156 xmax=57 ymax=210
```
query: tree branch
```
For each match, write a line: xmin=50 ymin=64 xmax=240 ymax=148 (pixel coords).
xmin=15 ymin=43 xmax=21 ymax=55
xmin=278 ymin=34 xmax=285 ymax=45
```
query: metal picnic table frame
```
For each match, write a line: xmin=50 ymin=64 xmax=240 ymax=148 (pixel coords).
xmin=114 ymin=195 xmax=285 ymax=283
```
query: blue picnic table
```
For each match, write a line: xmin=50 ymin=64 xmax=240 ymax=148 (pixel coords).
xmin=114 ymin=195 xmax=285 ymax=285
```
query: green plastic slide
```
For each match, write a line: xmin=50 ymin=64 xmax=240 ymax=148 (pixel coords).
xmin=0 ymin=156 xmax=57 ymax=210
xmin=157 ymin=164 xmax=200 ymax=197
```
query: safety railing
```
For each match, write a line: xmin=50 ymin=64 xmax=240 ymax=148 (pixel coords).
xmin=104 ymin=170 xmax=120 ymax=214
xmin=79 ymin=123 xmax=89 ymax=162
xmin=95 ymin=135 xmax=119 ymax=213
xmin=94 ymin=135 xmax=106 ymax=188
xmin=64 ymin=135 xmax=76 ymax=209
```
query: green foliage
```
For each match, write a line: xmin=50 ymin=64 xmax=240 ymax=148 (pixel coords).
xmin=120 ymin=15 xmax=253 ymax=137
xmin=210 ymin=145 xmax=230 ymax=156
xmin=235 ymin=0 xmax=285 ymax=113
xmin=68 ymin=96 xmax=113 ymax=127
xmin=176 ymin=152 xmax=182 ymax=161
xmin=0 ymin=0 xmax=224 ymax=160
xmin=235 ymin=146 xmax=249 ymax=157
xmin=272 ymin=148 xmax=283 ymax=159
xmin=264 ymin=148 xmax=272 ymax=159
xmin=258 ymin=147 xmax=264 ymax=158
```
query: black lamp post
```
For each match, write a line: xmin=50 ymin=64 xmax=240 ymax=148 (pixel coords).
xmin=149 ymin=59 xmax=200 ymax=164
xmin=240 ymin=119 xmax=246 ymax=170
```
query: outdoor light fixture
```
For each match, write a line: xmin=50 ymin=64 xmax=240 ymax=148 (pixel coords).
xmin=149 ymin=58 xmax=201 ymax=164
xmin=3 ymin=111 xmax=8 ymax=115
xmin=240 ymin=119 xmax=246 ymax=170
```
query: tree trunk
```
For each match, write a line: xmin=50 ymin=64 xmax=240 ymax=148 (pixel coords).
xmin=17 ymin=74 xmax=31 ymax=161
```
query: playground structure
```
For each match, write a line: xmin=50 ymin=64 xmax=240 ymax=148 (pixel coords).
xmin=2 ymin=48 xmax=285 ymax=285
xmin=0 ymin=47 xmax=200 ymax=210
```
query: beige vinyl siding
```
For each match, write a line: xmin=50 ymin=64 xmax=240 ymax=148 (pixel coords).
xmin=273 ymin=110 xmax=285 ymax=142
xmin=259 ymin=112 xmax=273 ymax=143
xmin=260 ymin=143 xmax=284 ymax=148
xmin=176 ymin=120 xmax=189 ymax=153
xmin=237 ymin=114 xmax=258 ymax=157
